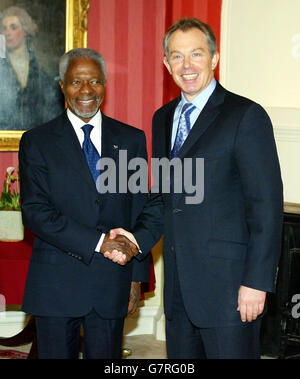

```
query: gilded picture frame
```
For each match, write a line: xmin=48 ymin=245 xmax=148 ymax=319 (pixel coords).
xmin=0 ymin=0 xmax=90 ymax=151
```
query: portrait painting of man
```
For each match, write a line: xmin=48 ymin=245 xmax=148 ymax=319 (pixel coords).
xmin=0 ymin=0 xmax=66 ymax=131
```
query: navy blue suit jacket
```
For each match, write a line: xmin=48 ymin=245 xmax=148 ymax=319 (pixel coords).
xmin=19 ymin=112 xmax=150 ymax=318
xmin=133 ymin=82 xmax=283 ymax=328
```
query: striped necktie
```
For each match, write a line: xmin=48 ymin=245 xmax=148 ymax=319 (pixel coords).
xmin=171 ymin=103 xmax=196 ymax=158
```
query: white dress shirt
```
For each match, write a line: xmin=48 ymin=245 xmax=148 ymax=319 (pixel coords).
xmin=66 ymin=109 xmax=104 ymax=252
xmin=67 ymin=108 xmax=102 ymax=155
xmin=171 ymin=77 xmax=217 ymax=149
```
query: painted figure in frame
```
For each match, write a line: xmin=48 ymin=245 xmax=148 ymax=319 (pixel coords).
xmin=0 ymin=6 xmax=64 ymax=130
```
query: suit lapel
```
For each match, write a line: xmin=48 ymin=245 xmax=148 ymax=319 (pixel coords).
xmin=165 ymin=98 xmax=180 ymax=158
xmin=101 ymin=114 xmax=122 ymax=162
xmin=177 ymin=82 xmax=226 ymax=159
xmin=167 ymin=83 xmax=226 ymax=208
xmin=101 ymin=114 xmax=133 ymax=200
xmin=52 ymin=113 xmax=128 ymax=196
xmin=53 ymin=112 xmax=98 ymax=193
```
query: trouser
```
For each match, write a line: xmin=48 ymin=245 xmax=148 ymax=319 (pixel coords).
xmin=166 ymin=267 xmax=262 ymax=359
xmin=35 ymin=308 xmax=124 ymax=359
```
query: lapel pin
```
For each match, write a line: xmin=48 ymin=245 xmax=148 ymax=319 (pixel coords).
xmin=113 ymin=144 xmax=118 ymax=149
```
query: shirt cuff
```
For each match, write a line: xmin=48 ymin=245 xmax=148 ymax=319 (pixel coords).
xmin=95 ymin=233 xmax=105 ymax=252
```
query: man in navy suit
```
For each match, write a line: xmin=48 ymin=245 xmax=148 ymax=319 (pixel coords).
xmin=109 ymin=18 xmax=283 ymax=359
xmin=19 ymin=48 xmax=148 ymax=359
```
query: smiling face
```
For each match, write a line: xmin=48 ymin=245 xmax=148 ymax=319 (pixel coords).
xmin=2 ymin=15 xmax=26 ymax=51
xmin=164 ymin=28 xmax=219 ymax=102
xmin=59 ymin=57 xmax=105 ymax=122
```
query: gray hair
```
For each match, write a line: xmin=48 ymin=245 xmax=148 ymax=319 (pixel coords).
xmin=59 ymin=48 xmax=107 ymax=84
xmin=0 ymin=6 xmax=38 ymax=40
xmin=163 ymin=17 xmax=217 ymax=60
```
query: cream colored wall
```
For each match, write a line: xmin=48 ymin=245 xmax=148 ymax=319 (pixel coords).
xmin=220 ymin=0 xmax=300 ymax=203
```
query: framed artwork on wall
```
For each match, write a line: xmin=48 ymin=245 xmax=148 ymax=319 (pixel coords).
xmin=0 ymin=0 xmax=90 ymax=151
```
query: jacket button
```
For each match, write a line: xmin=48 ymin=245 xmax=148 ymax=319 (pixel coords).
xmin=95 ymin=199 xmax=100 ymax=205
xmin=173 ymin=208 xmax=182 ymax=213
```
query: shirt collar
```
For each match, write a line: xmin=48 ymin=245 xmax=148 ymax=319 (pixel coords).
xmin=67 ymin=108 xmax=102 ymax=132
xmin=180 ymin=77 xmax=217 ymax=111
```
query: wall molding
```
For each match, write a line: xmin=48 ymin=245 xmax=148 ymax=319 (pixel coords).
xmin=124 ymin=305 xmax=166 ymax=341
xmin=266 ymin=107 xmax=300 ymax=142
xmin=0 ymin=311 xmax=29 ymax=338
xmin=273 ymin=126 xmax=300 ymax=143
xmin=266 ymin=107 xmax=300 ymax=127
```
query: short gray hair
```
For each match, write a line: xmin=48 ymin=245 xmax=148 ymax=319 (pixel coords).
xmin=1 ymin=6 xmax=38 ymax=40
xmin=59 ymin=48 xmax=107 ymax=84
xmin=163 ymin=17 xmax=217 ymax=59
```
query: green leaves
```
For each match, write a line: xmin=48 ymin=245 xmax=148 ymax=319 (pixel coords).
xmin=0 ymin=167 xmax=21 ymax=211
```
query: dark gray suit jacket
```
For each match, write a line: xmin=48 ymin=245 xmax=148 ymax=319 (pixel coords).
xmin=133 ymin=82 xmax=283 ymax=328
xmin=19 ymin=112 xmax=150 ymax=318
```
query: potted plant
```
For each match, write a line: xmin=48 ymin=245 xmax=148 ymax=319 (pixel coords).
xmin=0 ymin=167 xmax=24 ymax=241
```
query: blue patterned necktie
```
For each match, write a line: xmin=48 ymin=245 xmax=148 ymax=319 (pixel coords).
xmin=171 ymin=103 xmax=196 ymax=158
xmin=81 ymin=124 xmax=101 ymax=186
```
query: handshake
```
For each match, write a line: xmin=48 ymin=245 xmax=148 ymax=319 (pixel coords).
xmin=100 ymin=228 xmax=140 ymax=265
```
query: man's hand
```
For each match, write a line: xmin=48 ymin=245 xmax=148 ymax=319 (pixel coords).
xmin=103 ymin=228 xmax=140 ymax=265
xmin=127 ymin=281 xmax=141 ymax=315
xmin=237 ymin=285 xmax=266 ymax=322
xmin=100 ymin=233 xmax=139 ymax=265
xmin=110 ymin=228 xmax=139 ymax=247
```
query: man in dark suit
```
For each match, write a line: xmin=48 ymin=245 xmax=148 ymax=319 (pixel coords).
xmin=19 ymin=48 xmax=148 ymax=359
xmin=109 ymin=18 xmax=283 ymax=358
